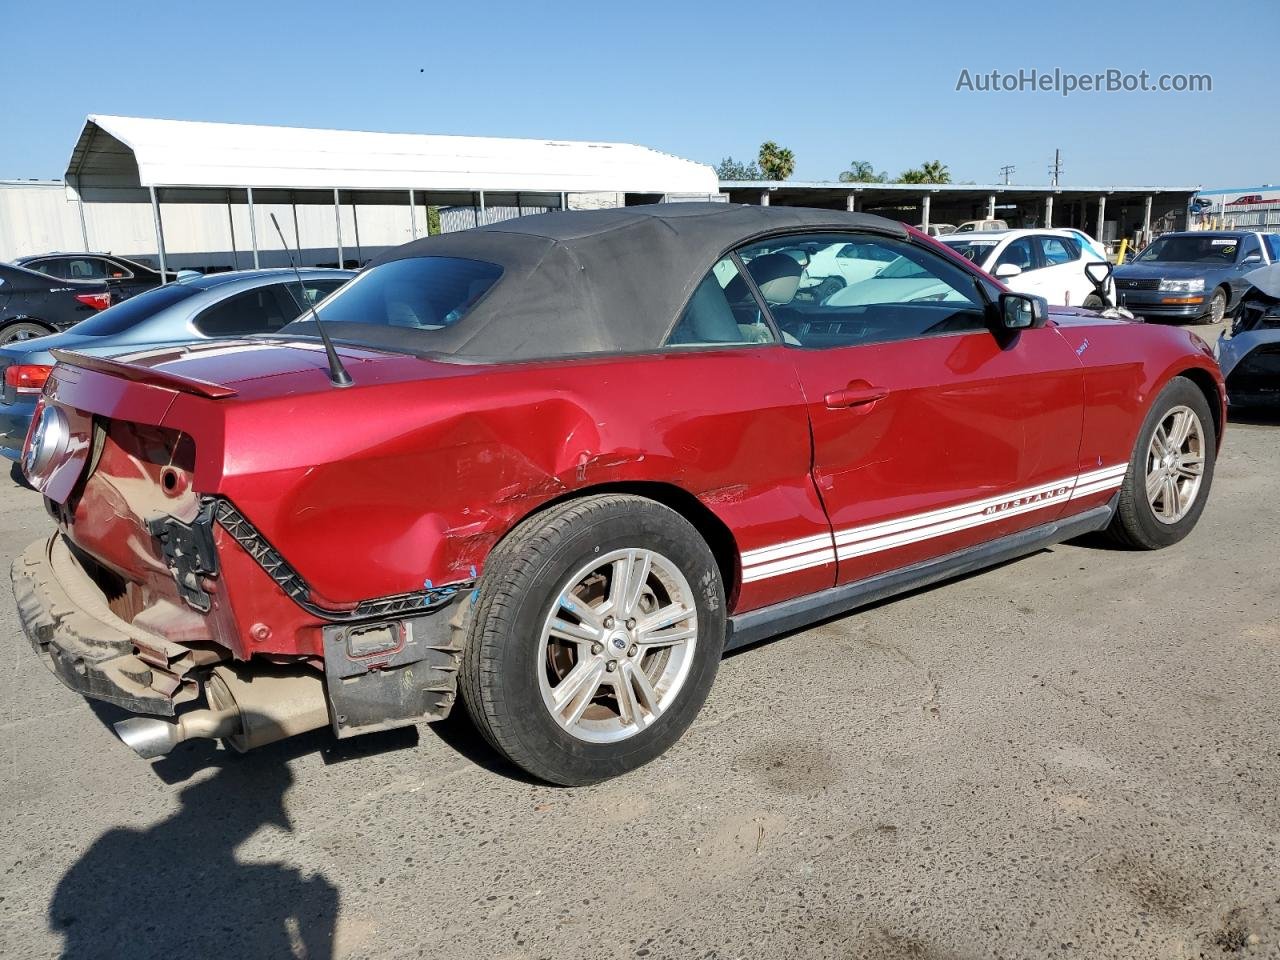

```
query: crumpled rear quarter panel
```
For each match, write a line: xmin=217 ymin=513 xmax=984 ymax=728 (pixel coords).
xmin=206 ymin=348 xmax=824 ymax=612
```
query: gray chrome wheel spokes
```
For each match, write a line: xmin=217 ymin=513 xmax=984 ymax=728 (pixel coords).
xmin=538 ymin=548 xmax=698 ymax=744
xmin=1144 ymin=404 xmax=1205 ymax=524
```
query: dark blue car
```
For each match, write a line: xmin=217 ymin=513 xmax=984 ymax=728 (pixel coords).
xmin=1113 ymin=231 xmax=1280 ymax=324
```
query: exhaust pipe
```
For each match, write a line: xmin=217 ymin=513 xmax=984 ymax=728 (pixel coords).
xmin=115 ymin=707 xmax=240 ymax=759
xmin=114 ymin=664 xmax=329 ymax=759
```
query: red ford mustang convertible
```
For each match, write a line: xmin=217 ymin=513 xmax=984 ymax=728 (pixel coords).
xmin=14 ymin=205 xmax=1223 ymax=784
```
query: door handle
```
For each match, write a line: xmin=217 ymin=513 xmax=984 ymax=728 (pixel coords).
xmin=824 ymin=381 xmax=888 ymax=409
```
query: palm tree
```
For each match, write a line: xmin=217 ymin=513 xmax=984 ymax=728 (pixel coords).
xmin=838 ymin=160 xmax=886 ymax=183
xmin=896 ymin=161 xmax=952 ymax=185
xmin=920 ymin=160 xmax=951 ymax=183
xmin=758 ymin=141 xmax=796 ymax=181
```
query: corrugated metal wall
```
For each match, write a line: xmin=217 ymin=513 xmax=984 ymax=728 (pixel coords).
xmin=1 ymin=182 xmax=451 ymax=269
xmin=0 ymin=183 xmax=85 ymax=258
xmin=2 ymin=184 xmax=723 ymax=268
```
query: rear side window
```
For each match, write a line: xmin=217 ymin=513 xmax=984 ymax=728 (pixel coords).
xmin=284 ymin=279 xmax=347 ymax=312
xmin=1039 ymin=236 xmax=1078 ymax=266
xmin=666 ymin=257 xmax=777 ymax=347
xmin=194 ymin=285 xmax=295 ymax=336
xmin=296 ymin=257 xmax=501 ymax=334
xmin=65 ymin=283 xmax=199 ymax=337
xmin=26 ymin=259 xmax=68 ymax=279
xmin=62 ymin=257 xmax=110 ymax=280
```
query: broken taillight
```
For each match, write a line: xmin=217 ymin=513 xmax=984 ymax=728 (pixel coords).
xmin=74 ymin=292 xmax=112 ymax=311
xmin=5 ymin=363 xmax=53 ymax=395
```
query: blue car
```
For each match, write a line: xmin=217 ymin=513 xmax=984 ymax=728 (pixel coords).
xmin=1113 ymin=231 xmax=1280 ymax=324
xmin=0 ymin=268 xmax=352 ymax=460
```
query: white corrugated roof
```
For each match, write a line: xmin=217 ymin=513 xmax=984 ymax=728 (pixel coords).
xmin=66 ymin=115 xmax=719 ymax=194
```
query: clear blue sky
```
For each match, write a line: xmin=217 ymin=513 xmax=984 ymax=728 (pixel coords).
xmin=2 ymin=0 xmax=1275 ymax=188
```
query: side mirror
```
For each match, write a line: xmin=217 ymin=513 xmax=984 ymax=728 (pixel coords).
xmin=1084 ymin=260 xmax=1113 ymax=292
xmin=993 ymin=263 xmax=1023 ymax=279
xmin=1240 ymin=254 xmax=1263 ymax=266
xmin=996 ymin=291 xmax=1047 ymax=331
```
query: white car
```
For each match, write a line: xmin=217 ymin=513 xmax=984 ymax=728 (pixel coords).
xmin=915 ymin=223 xmax=956 ymax=237
xmin=953 ymin=219 xmax=1009 ymax=233
xmin=939 ymin=229 xmax=1116 ymax=308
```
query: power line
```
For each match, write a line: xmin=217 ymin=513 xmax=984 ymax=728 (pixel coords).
xmin=999 ymin=164 xmax=1015 ymax=185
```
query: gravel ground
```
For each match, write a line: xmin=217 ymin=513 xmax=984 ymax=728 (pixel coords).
xmin=1 ymin=322 xmax=1276 ymax=960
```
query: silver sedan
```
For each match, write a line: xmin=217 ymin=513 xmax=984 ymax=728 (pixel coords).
xmin=0 ymin=268 xmax=353 ymax=460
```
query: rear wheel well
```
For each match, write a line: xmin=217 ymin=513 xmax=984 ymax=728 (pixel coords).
xmin=1173 ymin=368 xmax=1224 ymax=447
xmin=0 ymin=317 xmax=54 ymax=332
xmin=511 ymin=482 xmax=741 ymax=605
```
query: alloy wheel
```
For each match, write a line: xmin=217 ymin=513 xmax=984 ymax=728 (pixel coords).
xmin=1145 ymin=404 xmax=1205 ymax=524
xmin=537 ymin=547 xmax=698 ymax=743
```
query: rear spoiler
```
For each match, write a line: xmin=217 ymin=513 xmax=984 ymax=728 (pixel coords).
xmin=50 ymin=349 xmax=238 ymax=399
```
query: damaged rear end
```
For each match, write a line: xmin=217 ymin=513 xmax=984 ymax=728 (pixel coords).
xmin=14 ymin=345 xmax=472 ymax=758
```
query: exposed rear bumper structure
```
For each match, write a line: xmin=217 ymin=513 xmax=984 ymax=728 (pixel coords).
xmin=14 ymin=530 xmax=471 ymax=756
xmin=13 ymin=535 xmax=205 ymax=716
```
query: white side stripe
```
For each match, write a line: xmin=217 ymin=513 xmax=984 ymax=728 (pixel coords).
xmin=741 ymin=547 xmax=836 ymax=583
xmin=739 ymin=463 xmax=1127 ymax=582
xmin=838 ymin=489 xmax=1071 ymax=560
xmin=740 ymin=532 xmax=835 ymax=565
xmin=1069 ymin=477 xmax=1125 ymax=500
xmin=834 ymin=476 xmax=1074 ymax=547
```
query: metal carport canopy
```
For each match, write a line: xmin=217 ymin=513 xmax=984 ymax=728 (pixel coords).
xmin=65 ymin=115 xmax=719 ymax=193
xmin=63 ymin=115 xmax=721 ymax=277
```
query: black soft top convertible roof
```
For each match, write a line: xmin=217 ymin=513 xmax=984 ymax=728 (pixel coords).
xmin=357 ymin=203 xmax=909 ymax=361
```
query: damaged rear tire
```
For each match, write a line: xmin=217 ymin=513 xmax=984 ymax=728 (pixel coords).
xmin=459 ymin=494 xmax=724 ymax=785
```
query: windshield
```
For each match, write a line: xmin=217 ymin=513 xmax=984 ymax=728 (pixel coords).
xmin=1135 ymin=235 xmax=1243 ymax=264
xmin=281 ymin=257 xmax=502 ymax=344
xmin=941 ymin=240 xmax=998 ymax=265
xmin=65 ymin=283 xmax=199 ymax=337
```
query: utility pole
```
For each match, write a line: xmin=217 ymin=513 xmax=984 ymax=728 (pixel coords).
xmin=1049 ymin=149 xmax=1063 ymax=188
xmin=999 ymin=164 xmax=1015 ymax=185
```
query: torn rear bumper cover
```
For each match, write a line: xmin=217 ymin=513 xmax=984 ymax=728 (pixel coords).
xmin=12 ymin=536 xmax=203 ymax=716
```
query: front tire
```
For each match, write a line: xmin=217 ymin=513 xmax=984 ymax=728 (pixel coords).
xmin=1207 ymin=287 xmax=1227 ymax=325
xmin=459 ymin=494 xmax=724 ymax=785
xmin=1107 ymin=376 xmax=1216 ymax=549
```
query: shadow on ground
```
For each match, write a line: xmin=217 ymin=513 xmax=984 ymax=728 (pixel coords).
xmin=9 ymin=460 xmax=32 ymax=490
xmin=52 ymin=696 xmax=542 ymax=955
xmin=49 ymin=746 xmax=337 ymax=960
xmin=1228 ymin=405 xmax=1280 ymax=427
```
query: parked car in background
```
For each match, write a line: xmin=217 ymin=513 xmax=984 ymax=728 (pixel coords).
xmin=14 ymin=205 xmax=1222 ymax=786
xmin=916 ymin=223 xmax=956 ymax=237
xmin=0 ymin=268 xmax=352 ymax=460
xmin=0 ymin=262 xmax=112 ymax=345
xmin=783 ymin=237 xmax=899 ymax=301
xmin=1216 ymin=263 xmax=1280 ymax=407
xmin=15 ymin=252 xmax=178 ymax=301
xmin=1059 ymin=228 xmax=1112 ymax=263
xmin=940 ymin=229 xmax=1116 ymax=308
xmin=954 ymin=219 xmax=1009 ymax=233
xmin=1113 ymin=231 xmax=1278 ymax=323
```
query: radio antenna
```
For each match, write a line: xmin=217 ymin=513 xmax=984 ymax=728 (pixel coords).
xmin=269 ymin=213 xmax=352 ymax=388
